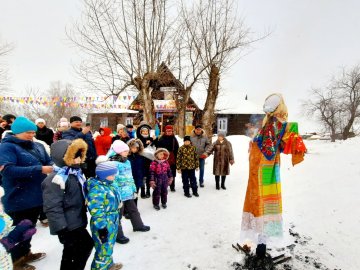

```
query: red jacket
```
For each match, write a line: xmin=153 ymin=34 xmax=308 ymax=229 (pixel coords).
xmin=95 ymin=127 xmax=112 ymax=156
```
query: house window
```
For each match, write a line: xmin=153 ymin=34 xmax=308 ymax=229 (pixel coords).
xmin=217 ymin=117 xmax=228 ymax=134
xmin=100 ymin=117 xmax=108 ymax=127
xmin=125 ymin=117 xmax=133 ymax=125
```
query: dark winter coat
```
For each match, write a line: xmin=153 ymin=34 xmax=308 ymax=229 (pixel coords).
xmin=206 ymin=138 xmax=234 ymax=176
xmin=0 ymin=134 xmax=52 ymax=213
xmin=149 ymin=148 xmax=173 ymax=185
xmin=156 ymin=135 xmax=179 ymax=166
xmin=62 ymin=127 xmax=97 ymax=160
xmin=176 ymin=145 xmax=199 ymax=170
xmin=95 ymin=127 xmax=112 ymax=156
xmin=127 ymin=139 xmax=145 ymax=188
xmin=136 ymin=123 xmax=155 ymax=147
xmin=36 ymin=126 xmax=54 ymax=146
xmin=190 ymin=129 xmax=210 ymax=157
xmin=41 ymin=139 xmax=89 ymax=235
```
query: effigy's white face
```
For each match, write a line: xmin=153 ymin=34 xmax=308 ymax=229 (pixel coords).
xmin=263 ymin=94 xmax=281 ymax=113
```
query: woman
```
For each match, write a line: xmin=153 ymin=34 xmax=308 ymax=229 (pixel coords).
xmin=205 ymin=132 xmax=234 ymax=190
xmin=240 ymin=93 xmax=307 ymax=257
xmin=0 ymin=116 xmax=53 ymax=270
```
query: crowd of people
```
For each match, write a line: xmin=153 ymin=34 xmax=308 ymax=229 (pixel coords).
xmin=0 ymin=114 xmax=235 ymax=270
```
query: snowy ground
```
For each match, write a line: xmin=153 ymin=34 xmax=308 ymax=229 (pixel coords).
xmin=30 ymin=135 xmax=360 ymax=270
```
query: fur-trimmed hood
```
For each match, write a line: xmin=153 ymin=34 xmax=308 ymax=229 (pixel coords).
xmin=127 ymin=138 xmax=144 ymax=153
xmin=154 ymin=148 xmax=170 ymax=161
xmin=51 ymin=139 xmax=88 ymax=167
xmin=191 ymin=128 xmax=207 ymax=138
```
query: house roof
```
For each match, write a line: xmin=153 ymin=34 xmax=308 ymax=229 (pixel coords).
xmin=215 ymin=96 xmax=264 ymax=115
xmin=88 ymin=108 xmax=139 ymax=114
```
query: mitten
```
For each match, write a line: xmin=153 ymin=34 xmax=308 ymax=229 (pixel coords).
xmin=98 ymin=227 xmax=108 ymax=244
xmin=149 ymin=181 xmax=156 ymax=188
xmin=199 ymin=154 xmax=207 ymax=159
xmin=168 ymin=178 xmax=173 ymax=185
xmin=0 ymin=219 xmax=36 ymax=252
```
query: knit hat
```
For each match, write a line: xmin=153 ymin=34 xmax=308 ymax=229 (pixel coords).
xmin=117 ymin=124 xmax=125 ymax=132
xmin=35 ymin=118 xmax=46 ymax=125
xmin=70 ymin=116 xmax=82 ymax=123
xmin=217 ymin=131 xmax=226 ymax=137
xmin=183 ymin=135 xmax=191 ymax=142
xmin=195 ymin=124 xmax=202 ymax=129
xmin=11 ymin=117 xmax=37 ymax=134
xmin=112 ymin=140 xmax=130 ymax=154
xmin=165 ymin=125 xmax=173 ymax=131
xmin=96 ymin=161 xmax=118 ymax=179
xmin=126 ymin=124 xmax=133 ymax=128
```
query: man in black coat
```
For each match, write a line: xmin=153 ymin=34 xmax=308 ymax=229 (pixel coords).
xmin=62 ymin=116 xmax=97 ymax=178
xmin=42 ymin=139 xmax=94 ymax=270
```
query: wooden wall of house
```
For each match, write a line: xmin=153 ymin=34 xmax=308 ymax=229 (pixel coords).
xmin=87 ymin=114 xmax=132 ymax=132
xmin=216 ymin=114 xmax=254 ymax=135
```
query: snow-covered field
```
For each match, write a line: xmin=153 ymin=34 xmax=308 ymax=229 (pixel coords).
xmin=31 ymin=136 xmax=360 ymax=270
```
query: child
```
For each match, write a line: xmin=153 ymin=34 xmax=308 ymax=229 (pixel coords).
xmin=127 ymin=139 xmax=145 ymax=206
xmin=149 ymin=148 xmax=173 ymax=210
xmin=108 ymin=141 xmax=150 ymax=244
xmin=86 ymin=161 xmax=123 ymax=270
xmin=0 ymin=187 xmax=37 ymax=270
xmin=42 ymin=139 xmax=94 ymax=270
xmin=176 ymin=136 xmax=200 ymax=198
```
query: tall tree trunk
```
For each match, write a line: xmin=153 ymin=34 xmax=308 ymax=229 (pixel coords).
xmin=202 ymin=64 xmax=220 ymax=139
xmin=342 ymin=116 xmax=355 ymax=140
xmin=139 ymin=76 xmax=155 ymax=127
xmin=177 ymin=87 xmax=192 ymax=137
xmin=330 ymin=126 xmax=336 ymax=142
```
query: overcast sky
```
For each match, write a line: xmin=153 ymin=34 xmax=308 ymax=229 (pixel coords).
xmin=1 ymin=0 xmax=360 ymax=132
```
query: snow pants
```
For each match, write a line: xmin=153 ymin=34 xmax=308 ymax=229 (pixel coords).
xmin=117 ymin=200 xmax=144 ymax=240
xmin=181 ymin=169 xmax=198 ymax=195
xmin=152 ymin=179 xmax=168 ymax=206
xmin=90 ymin=213 xmax=119 ymax=270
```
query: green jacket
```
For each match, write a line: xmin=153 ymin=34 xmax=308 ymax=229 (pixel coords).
xmin=176 ymin=145 xmax=199 ymax=170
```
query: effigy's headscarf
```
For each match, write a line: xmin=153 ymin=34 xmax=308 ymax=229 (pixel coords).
xmin=254 ymin=93 xmax=288 ymax=160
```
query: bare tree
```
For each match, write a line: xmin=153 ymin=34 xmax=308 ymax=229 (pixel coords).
xmin=68 ymin=0 xmax=175 ymax=126
xmin=332 ymin=65 xmax=360 ymax=140
xmin=180 ymin=0 xmax=254 ymax=138
xmin=303 ymin=88 xmax=342 ymax=142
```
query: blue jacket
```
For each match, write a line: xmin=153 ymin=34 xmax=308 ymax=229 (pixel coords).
xmin=128 ymin=153 xmax=145 ymax=188
xmin=86 ymin=177 xmax=121 ymax=230
xmin=62 ymin=128 xmax=97 ymax=160
xmin=0 ymin=135 xmax=52 ymax=212
xmin=109 ymin=156 xmax=137 ymax=201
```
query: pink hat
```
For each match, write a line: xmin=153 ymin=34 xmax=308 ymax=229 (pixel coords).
xmin=112 ymin=140 xmax=130 ymax=154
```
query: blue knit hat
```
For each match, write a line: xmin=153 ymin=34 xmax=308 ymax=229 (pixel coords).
xmin=96 ymin=161 xmax=118 ymax=179
xmin=11 ymin=116 xmax=37 ymax=134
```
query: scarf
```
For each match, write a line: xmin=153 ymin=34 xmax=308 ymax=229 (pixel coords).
xmin=52 ymin=165 xmax=87 ymax=195
xmin=254 ymin=117 xmax=287 ymax=160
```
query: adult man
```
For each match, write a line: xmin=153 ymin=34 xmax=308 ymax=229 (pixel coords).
xmin=190 ymin=125 xmax=210 ymax=187
xmin=0 ymin=114 xmax=16 ymax=140
xmin=62 ymin=116 xmax=97 ymax=178
xmin=35 ymin=118 xmax=54 ymax=146
xmin=156 ymin=125 xmax=179 ymax=192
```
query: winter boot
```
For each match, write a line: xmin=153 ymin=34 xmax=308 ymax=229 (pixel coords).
xmin=221 ymin=179 xmax=226 ymax=190
xmin=154 ymin=205 xmax=160 ymax=211
xmin=215 ymin=178 xmax=220 ymax=190
xmin=116 ymin=236 xmax=130 ymax=244
xmin=140 ymin=186 xmax=146 ymax=198
xmin=184 ymin=193 xmax=192 ymax=198
xmin=109 ymin=262 xmax=123 ymax=270
xmin=162 ymin=204 xmax=167 ymax=209
xmin=133 ymin=225 xmax=150 ymax=232
xmin=193 ymin=192 xmax=199 ymax=197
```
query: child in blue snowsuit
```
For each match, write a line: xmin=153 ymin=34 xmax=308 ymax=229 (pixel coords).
xmin=86 ymin=161 xmax=123 ymax=270
xmin=108 ymin=140 xmax=150 ymax=244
